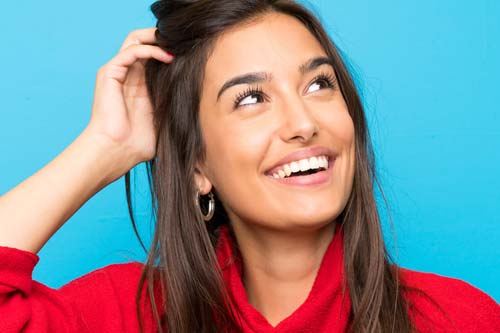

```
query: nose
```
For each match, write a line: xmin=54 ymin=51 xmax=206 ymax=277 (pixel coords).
xmin=277 ymin=94 xmax=319 ymax=143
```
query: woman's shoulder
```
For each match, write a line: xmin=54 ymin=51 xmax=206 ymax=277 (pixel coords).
xmin=398 ymin=266 xmax=500 ymax=332
xmin=0 ymin=245 xmax=161 ymax=332
xmin=63 ymin=261 xmax=144 ymax=283
xmin=58 ymin=260 xmax=161 ymax=305
xmin=57 ymin=261 xmax=162 ymax=331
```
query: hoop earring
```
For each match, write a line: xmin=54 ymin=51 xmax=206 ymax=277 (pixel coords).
xmin=195 ymin=189 xmax=215 ymax=221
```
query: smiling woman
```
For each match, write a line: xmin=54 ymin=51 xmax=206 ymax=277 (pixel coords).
xmin=0 ymin=0 xmax=499 ymax=333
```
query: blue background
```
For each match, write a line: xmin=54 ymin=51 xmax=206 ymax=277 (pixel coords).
xmin=1 ymin=0 xmax=498 ymax=303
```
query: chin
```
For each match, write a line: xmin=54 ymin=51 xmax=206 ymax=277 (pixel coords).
xmin=275 ymin=209 xmax=340 ymax=231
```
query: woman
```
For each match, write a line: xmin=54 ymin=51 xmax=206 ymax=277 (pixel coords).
xmin=0 ymin=0 xmax=498 ymax=332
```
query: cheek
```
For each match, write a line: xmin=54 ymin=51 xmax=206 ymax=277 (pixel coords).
xmin=337 ymin=112 xmax=356 ymax=202
xmin=318 ymin=98 xmax=355 ymax=145
xmin=202 ymin=114 xmax=272 ymax=192
xmin=317 ymin=102 xmax=356 ymax=192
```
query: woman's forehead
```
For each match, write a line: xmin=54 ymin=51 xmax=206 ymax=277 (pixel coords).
xmin=203 ymin=12 xmax=327 ymax=88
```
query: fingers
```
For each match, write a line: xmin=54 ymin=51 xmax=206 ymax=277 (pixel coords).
xmin=109 ymin=44 xmax=174 ymax=68
xmin=97 ymin=28 xmax=173 ymax=84
xmin=119 ymin=27 xmax=159 ymax=51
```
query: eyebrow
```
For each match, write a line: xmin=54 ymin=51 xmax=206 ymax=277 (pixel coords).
xmin=216 ymin=56 xmax=335 ymax=102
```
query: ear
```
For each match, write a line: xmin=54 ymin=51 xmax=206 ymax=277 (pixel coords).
xmin=194 ymin=161 xmax=213 ymax=195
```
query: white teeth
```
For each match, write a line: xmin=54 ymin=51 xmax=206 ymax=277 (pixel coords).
xmin=284 ymin=164 xmax=292 ymax=177
xmin=319 ymin=156 xmax=328 ymax=169
xmin=299 ymin=159 xmax=310 ymax=171
xmin=290 ymin=161 xmax=300 ymax=173
xmin=309 ymin=156 xmax=319 ymax=169
xmin=323 ymin=156 xmax=329 ymax=168
xmin=270 ymin=155 xmax=330 ymax=179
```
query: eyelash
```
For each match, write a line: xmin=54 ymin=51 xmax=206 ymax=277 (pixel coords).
xmin=232 ymin=72 xmax=337 ymax=109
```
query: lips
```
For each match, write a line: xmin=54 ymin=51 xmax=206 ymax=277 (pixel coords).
xmin=264 ymin=146 xmax=337 ymax=176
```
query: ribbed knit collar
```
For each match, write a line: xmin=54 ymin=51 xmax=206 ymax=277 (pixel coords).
xmin=215 ymin=223 xmax=351 ymax=332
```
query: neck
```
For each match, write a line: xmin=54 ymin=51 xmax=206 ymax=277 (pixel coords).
xmin=229 ymin=220 xmax=336 ymax=326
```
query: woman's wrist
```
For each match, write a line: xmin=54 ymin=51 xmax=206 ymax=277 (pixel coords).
xmin=77 ymin=127 xmax=139 ymax=187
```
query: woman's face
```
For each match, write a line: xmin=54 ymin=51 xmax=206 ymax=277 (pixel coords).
xmin=196 ymin=12 xmax=355 ymax=232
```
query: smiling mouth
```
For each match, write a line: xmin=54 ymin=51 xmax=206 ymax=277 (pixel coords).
xmin=265 ymin=157 xmax=334 ymax=186
xmin=266 ymin=155 xmax=330 ymax=179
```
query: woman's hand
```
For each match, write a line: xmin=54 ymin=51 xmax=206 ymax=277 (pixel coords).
xmin=85 ymin=27 xmax=173 ymax=172
xmin=0 ymin=28 xmax=173 ymax=253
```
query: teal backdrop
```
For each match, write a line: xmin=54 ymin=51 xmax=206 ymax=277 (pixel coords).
xmin=1 ymin=0 xmax=499 ymax=303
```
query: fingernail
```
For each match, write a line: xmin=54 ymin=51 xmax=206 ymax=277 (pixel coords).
xmin=166 ymin=50 xmax=175 ymax=57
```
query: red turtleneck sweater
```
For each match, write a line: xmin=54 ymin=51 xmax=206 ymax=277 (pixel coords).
xmin=1 ymin=224 xmax=499 ymax=332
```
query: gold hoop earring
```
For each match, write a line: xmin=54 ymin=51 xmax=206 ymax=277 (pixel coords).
xmin=195 ymin=189 xmax=215 ymax=221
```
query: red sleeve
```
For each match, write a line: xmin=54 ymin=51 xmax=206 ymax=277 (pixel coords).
xmin=0 ymin=245 xmax=159 ymax=333
xmin=400 ymin=268 xmax=500 ymax=332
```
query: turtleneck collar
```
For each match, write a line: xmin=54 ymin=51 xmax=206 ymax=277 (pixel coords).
xmin=215 ymin=223 xmax=351 ymax=332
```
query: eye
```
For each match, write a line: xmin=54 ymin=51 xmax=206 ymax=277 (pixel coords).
xmin=233 ymin=85 xmax=266 ymax=109
xmin=307 ymin=72 xmax=337 ymax=93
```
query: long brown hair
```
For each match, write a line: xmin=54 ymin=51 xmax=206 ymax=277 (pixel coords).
xmin=125 ymin=0 xmax=414 ymax=332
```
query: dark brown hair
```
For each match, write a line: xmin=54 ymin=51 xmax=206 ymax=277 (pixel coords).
xmin=125 ymin=0 xmax=415 ymax=332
